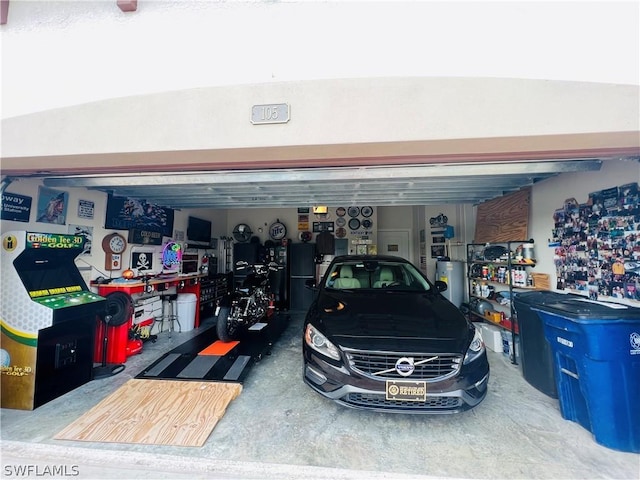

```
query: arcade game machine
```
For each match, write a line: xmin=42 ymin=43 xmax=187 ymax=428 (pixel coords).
xmin=1 ymin=231 xmax=106 ymax=410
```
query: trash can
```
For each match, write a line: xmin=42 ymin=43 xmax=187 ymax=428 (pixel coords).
xmin=533 ymin=298 xmax=640 ymax=453
xmin=514 ymin=291 xmax=580 ymax=399
xmin=176 ymin=293 xmax=197 ymax=332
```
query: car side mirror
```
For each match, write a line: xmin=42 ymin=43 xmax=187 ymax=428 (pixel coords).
xmin=434 ymin=280 xmax=448 ymax=292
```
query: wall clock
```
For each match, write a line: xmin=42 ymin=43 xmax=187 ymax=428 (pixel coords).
xmin=361 ymin=206 xmax=373 ymax=218
xmin=347 ymin=206 xmax=360 ymax=217
xmin=102 ymin=232 xmax=127 ymax=270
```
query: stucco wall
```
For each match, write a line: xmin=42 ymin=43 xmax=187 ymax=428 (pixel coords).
xmin=2 ymin=78 xmax=639 ymax=165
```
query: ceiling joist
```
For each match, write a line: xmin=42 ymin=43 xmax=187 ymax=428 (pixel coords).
xmin=41 ymin=159 xmax=602 ymax=209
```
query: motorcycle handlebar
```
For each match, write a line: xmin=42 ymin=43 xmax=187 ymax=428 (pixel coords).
xmin=234 ymin=261 xmax=283 ymax=272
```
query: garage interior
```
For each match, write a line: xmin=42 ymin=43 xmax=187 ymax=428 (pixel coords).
xmin=2 ymin=91 xmax=639 ymax=479
xmin=2 ymin=2 xmax=640 ymax=479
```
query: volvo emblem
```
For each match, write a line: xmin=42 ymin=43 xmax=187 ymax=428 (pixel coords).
xmin=395 ymin=357 xmax=415 ymax=377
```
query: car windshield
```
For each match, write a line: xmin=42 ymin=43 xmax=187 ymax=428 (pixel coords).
xmin=325 ymin=260 xmax=431 ymax=291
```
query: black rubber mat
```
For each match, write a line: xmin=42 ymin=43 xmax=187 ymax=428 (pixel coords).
xmin=176 ymin=355 xmax=221 ymax=379
xmin=136 ymin=312 xmax=290 ymax=383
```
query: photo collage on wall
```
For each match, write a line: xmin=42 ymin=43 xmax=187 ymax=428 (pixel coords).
xmin=550 ymin=182 xmax=640 ymax=301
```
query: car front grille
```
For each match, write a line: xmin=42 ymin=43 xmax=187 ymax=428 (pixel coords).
xmin=345 ymin=350 xmax=462 ymax=380
xmin=344 ymin=393 xmax=463 ymax=411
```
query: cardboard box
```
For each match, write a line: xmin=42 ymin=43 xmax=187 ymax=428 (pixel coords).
xmin=480 ymin=323 xmax=503 ymax=352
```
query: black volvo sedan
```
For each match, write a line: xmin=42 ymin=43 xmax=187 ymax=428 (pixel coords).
xmin=302 ymin=255 xmax=489 ymax=413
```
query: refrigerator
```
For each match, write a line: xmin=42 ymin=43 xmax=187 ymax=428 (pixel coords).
xmin=289 ymin=242 xmax=316 ymax=312
xmin=435 ymin=260 xmax=465 ymax=308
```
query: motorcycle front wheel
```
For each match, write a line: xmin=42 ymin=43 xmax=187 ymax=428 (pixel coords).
xmin=216 ymin=306 xmax=237 ymax=342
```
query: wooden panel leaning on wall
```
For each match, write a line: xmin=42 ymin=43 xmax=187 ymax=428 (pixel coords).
xmin=474 ymin=187 xmax=531 ymax=243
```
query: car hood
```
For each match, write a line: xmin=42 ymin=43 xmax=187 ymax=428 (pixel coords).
xmin=314 ymin=290 xmax=471 ymax=353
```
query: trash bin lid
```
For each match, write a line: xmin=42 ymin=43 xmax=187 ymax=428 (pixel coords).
xmin=513 ymin=290 xmax=581 ymax=306
xmin=533 ymin=298 xmax=640 ymax=323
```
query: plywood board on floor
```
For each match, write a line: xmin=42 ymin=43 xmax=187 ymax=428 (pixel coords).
xmin=54 ymin=379 xmax=242 ymax=447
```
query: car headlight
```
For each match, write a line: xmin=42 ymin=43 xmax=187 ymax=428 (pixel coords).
xmin=304 ymin=324 xmax=341 ymax=361
xmin=463 ymin=327 xmax=485 ymax=365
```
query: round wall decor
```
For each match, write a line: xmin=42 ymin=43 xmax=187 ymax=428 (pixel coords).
xmin=347 ymin=206 xmax=360 ymax=217
xmin=336 ymin=217 xmax=346 ymax=227
xmin=361 ymin=206 xmax=373 ymax=217
xmin=269 ymin=220 xmax=287 ymax=240
xmin=336 ymin=207 xmax=346 ymax=217
xmin=348 ymin=218 xmax=361 ymax=230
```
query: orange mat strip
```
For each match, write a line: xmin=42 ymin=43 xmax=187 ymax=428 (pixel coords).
xmin=199 ymin=340 xmax=239 ymax=356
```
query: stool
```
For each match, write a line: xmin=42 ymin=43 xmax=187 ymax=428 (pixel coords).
xmin=159 ymin=293 xmax=181 ymax=337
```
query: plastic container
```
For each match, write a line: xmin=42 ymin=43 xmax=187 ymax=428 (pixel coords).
xmin=514 ymin=291 xmax=580 ymax=399
xmin=176 ymin=293 xmax=197 ymax=332
xmin=479 ymin=323 xmax=502 ymax=352
xmin=500 ymin=330 xmax=520 ymax=363
xmin=533 ymin=298 xmax=640 ymax=453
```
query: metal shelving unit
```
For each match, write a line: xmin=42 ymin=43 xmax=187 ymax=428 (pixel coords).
xmin=466 ymin=240 xmax=537 ymax=364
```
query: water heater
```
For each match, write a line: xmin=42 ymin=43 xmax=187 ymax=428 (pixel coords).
xmin=435 ymin=260 xmax=465 ymax=308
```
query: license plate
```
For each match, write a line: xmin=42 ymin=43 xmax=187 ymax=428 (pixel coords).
xmin=385 ymin=380 xmax=427 ymax=402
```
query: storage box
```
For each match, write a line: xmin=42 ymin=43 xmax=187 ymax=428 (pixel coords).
xmin=530 ymin=273 xmax=551 ymax=290
xmin=484 ymin=310 xmax=502 ymax=324
xmin=480 ymin=323 xmax=503 ymax=352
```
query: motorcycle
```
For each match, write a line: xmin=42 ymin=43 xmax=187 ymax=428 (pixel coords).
xmin=215 ymin=261 xmax=279 ymax=342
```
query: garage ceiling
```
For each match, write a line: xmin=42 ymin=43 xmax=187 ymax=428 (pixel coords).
xmin=40 ymin=159 xmax=603 ymax=209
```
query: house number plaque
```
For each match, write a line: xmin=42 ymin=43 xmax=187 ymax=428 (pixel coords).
xmin=251 ymin=103 xmax=290 ymax=125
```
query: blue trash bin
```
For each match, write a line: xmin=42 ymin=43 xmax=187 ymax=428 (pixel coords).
xmin=533 ymin=298 xmax=640 ymax=453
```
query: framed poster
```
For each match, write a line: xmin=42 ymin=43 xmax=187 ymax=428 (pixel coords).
xmin=36 ymin=186 xmax=68 ymax=225
xmin=105 ymin=194 xmax=174 ymax=236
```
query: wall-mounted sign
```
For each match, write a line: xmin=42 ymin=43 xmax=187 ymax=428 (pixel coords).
xmin=26 ymin=232 xmax=85 ymax=250
xmin=77 ymin=199 xmax=94 ymax=219
xmin=162 ymin=241 xmax=183 ymax=270
xmin=251 ymin=103 xmax=290 ymax=125
xmin=1 ymin=192 xmax=32 ymax=222
xmin=313 ymin=221 xmax=334 ymax=233
xmin=128 ymin=228 xmax=163 ymax=245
